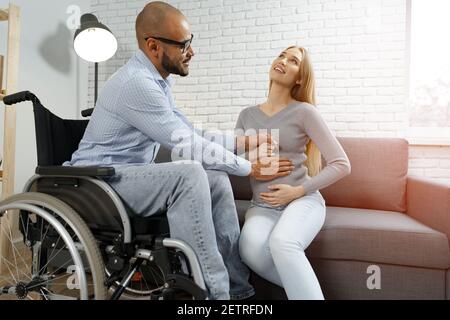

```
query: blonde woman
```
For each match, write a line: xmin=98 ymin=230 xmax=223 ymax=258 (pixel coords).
xmin=235 ymin=46 xmax=351 ymax=300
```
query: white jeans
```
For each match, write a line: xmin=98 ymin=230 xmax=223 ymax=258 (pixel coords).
xmin=239 ymin=191 xmax=326 ymax=300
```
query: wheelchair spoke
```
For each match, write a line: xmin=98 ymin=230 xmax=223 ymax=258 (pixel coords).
xmin=40 ymin=216 xmax=55 ymax=251
xmin=1 ymin=257 xmax=18 ymax=284
xmin=38 ymin=288 xmax=48 ymax=300
xmin=40 ymin=227 xmax=64 ymax=271
xmin=0 ymin=274 xmax=16 ymax=287
xmin=27 ymin=253 xmax=94 ymax=297
xmin=31 ymin=221 xmax=51 ymax=276
xmin=150 ymin=263 xmax=166 ymax=286
xmin=2 ymin=221 xmax=21 ymax=281
xmin=26 ymin=273 xmax=71 ymax=290
xmin=36 ymin=220 xmax=70 ymax=276
xmin=17 ymin=216 xmax=32 ymax=272
xmin=25 ymin=271 xmax=94 ymax=300
xmin=0 ymin=197 xmax=106 ymax=300
xmin=140 ymin=268 xmax=153 ymax=293
xmin=29 ymin=220 xmax=92 ymax=299
xmin=132 ymin=263 xmax=166 ymax=296
xmin=1 ymin=257 xmax=32 ymax=281
xmin=32 ymin=242 xmax=41 ymax=277
xmin=40 ymin=220 xmax=52 ymax=248
xmin=41 ymin=287 xmax=77 ymax=300
xmin=45 ymin=259 xmax=72 ymax=278
xmin=37 ymin=245 xmax=68 ymax=276
xmin=43 ymin=257 xmax=95 ymax=288
xmin=36 ymin=250 xmax=89 ymax=288
xmin=0 ymin=223 xmax=32 ymax=278
xmin=19 ymin=213 xmax=30 ymax=248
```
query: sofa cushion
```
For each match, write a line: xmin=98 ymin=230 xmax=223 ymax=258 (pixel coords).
xmin=310 ymin=259 xmax=446 ymax=300
xmin=320 ymin=137 xmax=408 ymax=213
xmin=235 ymin=199 xmax=251 ymax=226
xmin=306 ymin=206 xmax=450 ymax=269
xmin=229 ymin=175 xmax=252 ymax=201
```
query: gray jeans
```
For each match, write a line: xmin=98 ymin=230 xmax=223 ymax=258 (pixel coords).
xmin=104 ymin=161 xmax=254 ymax=300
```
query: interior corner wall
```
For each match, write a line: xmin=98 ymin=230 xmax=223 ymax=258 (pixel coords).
xmin=0 ymin=0 xmax=90 ymax=193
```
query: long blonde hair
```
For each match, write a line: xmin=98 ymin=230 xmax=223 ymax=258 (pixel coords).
xmin=270 ymin=46 xmax=322 ymax=177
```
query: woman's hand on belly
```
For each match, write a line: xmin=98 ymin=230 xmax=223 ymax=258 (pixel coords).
xmin=260 ymin=184 xmax=306 ymax=207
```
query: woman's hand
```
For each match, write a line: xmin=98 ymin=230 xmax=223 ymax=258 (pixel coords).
xmin=260 ymin=184 xmax=306 ymax=206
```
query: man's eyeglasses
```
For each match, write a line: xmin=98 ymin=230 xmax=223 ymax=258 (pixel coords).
xmin=145 ymin=34 xmax=194 ymax=54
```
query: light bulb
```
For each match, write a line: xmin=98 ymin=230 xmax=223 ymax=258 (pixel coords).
xmin=74 ymin=27 xmax=117 ymax=63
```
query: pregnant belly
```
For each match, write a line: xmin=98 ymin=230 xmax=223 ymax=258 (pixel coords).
xmin=250 ymin=169 xmax=307 ymax=206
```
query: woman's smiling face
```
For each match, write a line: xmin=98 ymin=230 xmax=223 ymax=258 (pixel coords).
xmin=269 ymin=47 xmax=303 ymax=87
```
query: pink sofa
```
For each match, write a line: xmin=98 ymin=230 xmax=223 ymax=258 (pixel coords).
xmin=230 ymin=137 xmax=450 ymax=299
xmin=156 ymin=137 xmax=450 ymax=299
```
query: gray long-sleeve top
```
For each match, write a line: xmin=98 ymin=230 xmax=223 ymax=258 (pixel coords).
xmin=235 ymin=102 xmax=351 ymax=206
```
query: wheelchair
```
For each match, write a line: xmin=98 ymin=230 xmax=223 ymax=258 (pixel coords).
xmin=0 ymin=91 xmax=208 ymax=300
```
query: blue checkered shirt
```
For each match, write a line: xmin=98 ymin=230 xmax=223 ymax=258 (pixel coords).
xmin=66 ymin=49 xmax=251 ymax=176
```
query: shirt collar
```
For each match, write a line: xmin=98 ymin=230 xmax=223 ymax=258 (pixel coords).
xmin=135 ymin=49 xmax=172 ymax=90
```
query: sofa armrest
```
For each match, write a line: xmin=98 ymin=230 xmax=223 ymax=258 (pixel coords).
xmin=407 ymin=176 xmax=450 ymax=244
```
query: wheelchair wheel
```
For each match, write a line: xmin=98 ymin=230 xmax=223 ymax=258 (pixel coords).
xmin=107 ymin=259 xmax=167 ymax=300
xmin=0 ymin=193 xmax=107 ymax=300
xmin=107 ymin=249 xmax=196 ymax=300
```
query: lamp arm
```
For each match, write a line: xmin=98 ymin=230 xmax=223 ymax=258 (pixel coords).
xmin=94 ymin=62 xmax=98 ymax=105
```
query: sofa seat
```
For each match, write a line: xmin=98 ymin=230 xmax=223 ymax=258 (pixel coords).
xmin=235 ymin=199 xmax=251 ymax=224
xmin=306 ymin=206 xmax=450 ymax=270
xmin=235 ymin=200 xmax=450 ymax=270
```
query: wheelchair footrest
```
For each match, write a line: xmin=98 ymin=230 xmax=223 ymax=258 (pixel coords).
xmin=164 ymin=274 xmax=207 ymax=300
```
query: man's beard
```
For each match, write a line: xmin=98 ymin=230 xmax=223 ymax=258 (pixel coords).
xmin=162 ymin=51 xmax=189 ymax=77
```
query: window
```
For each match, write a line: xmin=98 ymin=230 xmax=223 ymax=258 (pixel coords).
xmin=408 ymin=0 xmax=450 ymax=143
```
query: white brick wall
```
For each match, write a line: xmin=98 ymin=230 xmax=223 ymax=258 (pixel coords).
xmin=409 ymin=146 xmax=450 ymax=184
xmin=89 ymin=0 xmax=450 ymax=183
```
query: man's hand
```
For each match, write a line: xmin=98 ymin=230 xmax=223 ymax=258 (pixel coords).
xmin=250 ymin=157 xmax=294 ymax=181
xmin=260 ymin=184 xmax=306 ymax=206
xmin=236 ymin=134 xmax=278 ymax=154
xmin=248 ymin=142 xmax=274 ymax=163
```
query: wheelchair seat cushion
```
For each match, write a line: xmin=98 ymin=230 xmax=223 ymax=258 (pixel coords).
xmin=132 ymin=214 xmax=170 ymax=235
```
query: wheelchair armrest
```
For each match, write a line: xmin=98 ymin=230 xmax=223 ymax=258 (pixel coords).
xmin=35 ymin=166 xmax=115 ymax=177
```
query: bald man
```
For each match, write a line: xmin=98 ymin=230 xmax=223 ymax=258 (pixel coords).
xmin=67 ymin=1 xmax=292 ymax=300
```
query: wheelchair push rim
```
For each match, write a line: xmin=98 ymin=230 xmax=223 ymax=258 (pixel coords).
xmin=0 ymin=193 xmax=107 ymax=300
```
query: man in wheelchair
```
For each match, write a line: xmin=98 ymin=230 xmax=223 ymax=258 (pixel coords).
xmin=0 ymin=1 xmax=292 ymax=300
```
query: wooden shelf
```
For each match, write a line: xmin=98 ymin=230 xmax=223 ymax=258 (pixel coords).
xmin=1 ymin=3 xmax=19 ymax=200
xmin=0 ymin=9 xmax=8 ymax=21
xmin=0 ymin=3 xmax=20 ymax=275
